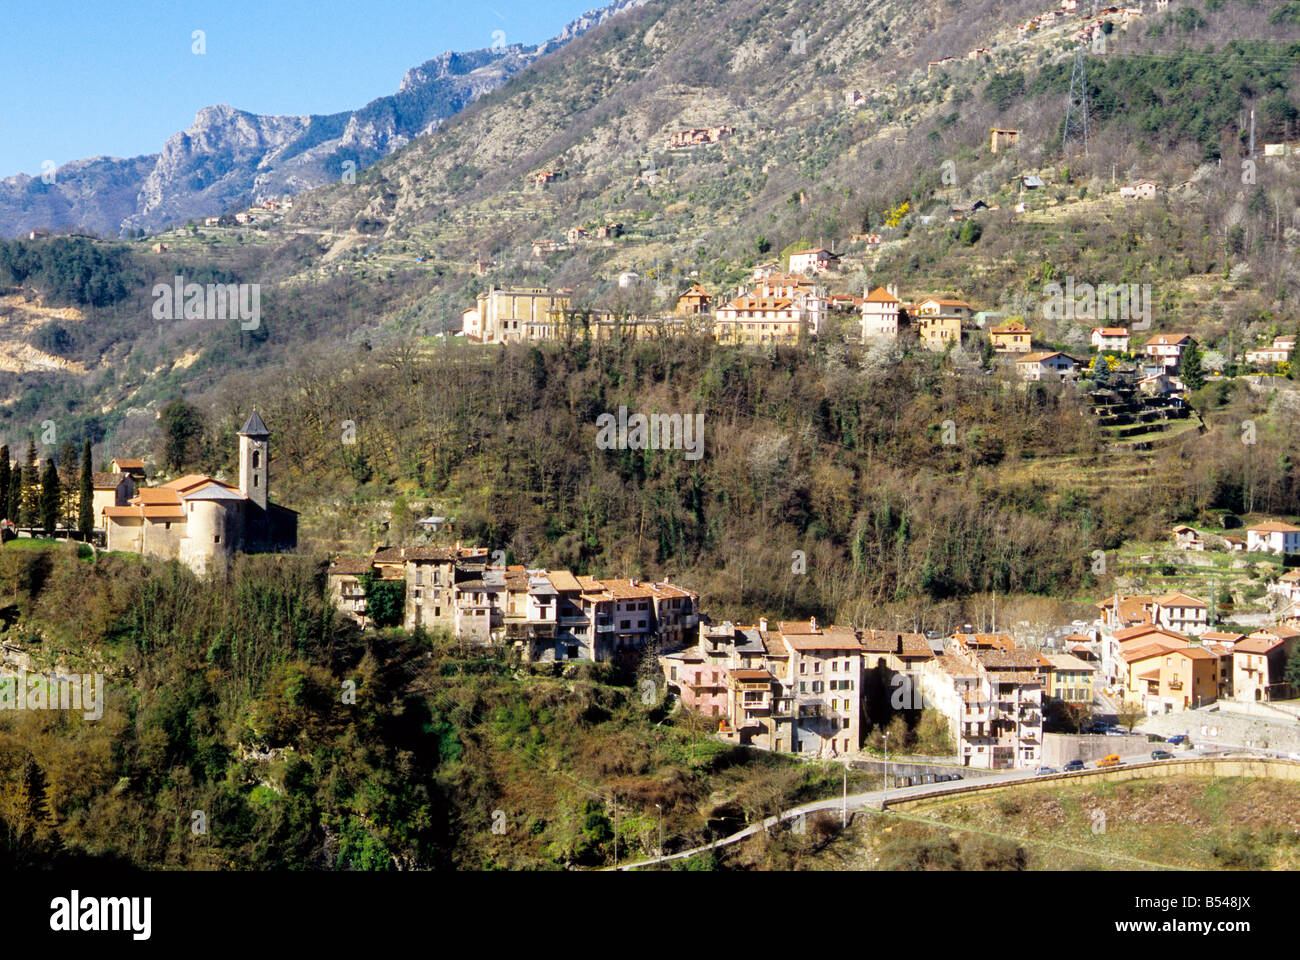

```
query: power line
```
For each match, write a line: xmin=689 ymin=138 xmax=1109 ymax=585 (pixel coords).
xmin=1063 ymin=43 xmax=1090 ymax=156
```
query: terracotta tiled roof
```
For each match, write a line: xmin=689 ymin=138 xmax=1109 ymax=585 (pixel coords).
xmin=546 ymin=570 xmax=583 ymax=592
xmin=1248 ymin=520 xmax=1300 ymax=533
xmin=1154 ymin=592 xmax=1207 ymax=607
xmin=328 ymin=557 xmax=372 ymax=576
xmin=91 ymin=472 xmax=129 ymax=490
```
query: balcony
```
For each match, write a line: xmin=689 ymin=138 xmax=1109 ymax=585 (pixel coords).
xmin=595 ymin=623 xmax=615 ymax=633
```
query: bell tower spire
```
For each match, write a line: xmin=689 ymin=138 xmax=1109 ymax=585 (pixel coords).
xmin=237 ymin=410 xmax=270 ymax=511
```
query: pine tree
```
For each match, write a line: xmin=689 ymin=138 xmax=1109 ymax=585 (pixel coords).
xmin=78 ymin=441 xmax=93 ymax=538
xmin=40 ymin=459 xmax=59 ymax=536
xmin=0 ymin=445 xmax=9 ymax=521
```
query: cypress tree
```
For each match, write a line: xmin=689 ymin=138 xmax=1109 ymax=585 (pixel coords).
xmin=22 ymin=439 xmax=39 ymax=521
xmin=78 ymin=441 xmax=94 ymax=537
xmin=7 ymin=467 xmax=22 ymax=526
xmin=0 ymin=445 xmax=9 ymax=521
xmin=41 ymin=459 xmax=59 ymax=536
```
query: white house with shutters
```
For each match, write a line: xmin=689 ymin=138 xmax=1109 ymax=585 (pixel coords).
xmin=1247 ymin=520 xmax=1300 ymax=555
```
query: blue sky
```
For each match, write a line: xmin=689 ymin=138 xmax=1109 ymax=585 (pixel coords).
xmin=0 ymin=0 xmax=601 ymax=177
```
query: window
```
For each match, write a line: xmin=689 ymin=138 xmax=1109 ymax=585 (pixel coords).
xmin=252 ymin=450 xmax=260 ymax=469
xmin=214 ymin=535 xmax=220 ymax=544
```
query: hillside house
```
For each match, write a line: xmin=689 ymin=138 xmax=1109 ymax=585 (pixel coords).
xmin=666 ymin=126 xmax=733 ymax=149
xmin=1247 ymin=520 xmax=1300 ymax=555
xmin=1245 ymin=336 xmax=1295 ymax=365
xmin=1269 ymin=569 xmax=1300 ymax=604
xmin=326 ymin=557 xmax=374 ymax=624
xmin=860 ymin=285 xmax=902 ymax=341
xmin=1044 ymin=653 xmax=1095 ymax=704
xmin=1138 ymin=372 xmax=1178 ymax=396
xmin=989 ymin=319 xmax=1033 ymax=353
xmin=90 ymin=472 xmax=134 ymax=528
xmin=471 ymin=286 xmax=571 ymax=344
xmin=1151 ymin=592 xmax=1209 ymax=636
xmin=1015 ymin=351 xmax=1080 ymax=381
xmin=714 ymin=295 xmax=804 ymax=345
xmin=675 ymin=284 xmax=712 ymax=315
xmin=918 ymin=649 xmax=1043 ymax=769
xmin=918 ymin=314 xmax=964 ymax=351
xmin=788 ymin=248 xmax=841 ymax=275
xmin=111 ymin=458 xmax=147 ymax=482
xmin=781 ymin=619 xmax=862 ymax=759
xmin=1091 ymin=327 xmax=1130 ymax=352
xmin=1124 ymin=644 xmax=1218 ymax=714
xmin=1171 ymin=525 xmax=1205 ymax=551
xmin=1144 ymin=333 xmax=1192 ymax=370
xmin=1233 ymin=627 xmax=1300 ymax=702
xmin=566 ymin=227 xmax=588 ymax=243
xmin=1119 ymin=180 xmax=1159 ymax=200
xmin=915 ymin=297 xmax=974 ymax=324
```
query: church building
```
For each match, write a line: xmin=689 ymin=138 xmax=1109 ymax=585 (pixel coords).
xmin=103 ymin=412 xmax=297 ymax=576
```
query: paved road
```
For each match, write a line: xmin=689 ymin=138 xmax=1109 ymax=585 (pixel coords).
xmin=611 ymin=745 xmax=1238 ymax=871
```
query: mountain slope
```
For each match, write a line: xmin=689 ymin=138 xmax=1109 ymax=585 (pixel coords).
xmin=0 ymin=0 xmax=650 ymax=239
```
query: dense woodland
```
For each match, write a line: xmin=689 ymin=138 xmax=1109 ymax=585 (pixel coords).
xmin=152 ymin=331 xmax=1298 ymax=630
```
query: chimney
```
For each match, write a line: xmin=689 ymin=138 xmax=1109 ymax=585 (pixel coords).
xmin=888 ymin=283 xmax=898 ymax=298
xmin=400 ymin=547 xmax=406 ymax=559
xmin=759 ymin=617 xmax=768 ymax=632
xmin=810 ymin=616 xmax=818 ymax=633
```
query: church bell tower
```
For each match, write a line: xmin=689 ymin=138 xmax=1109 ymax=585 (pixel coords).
xmin=238 ymin=410 xmax=270 ymax=512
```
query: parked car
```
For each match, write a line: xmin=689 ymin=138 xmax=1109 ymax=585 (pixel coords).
xmin=1166 ymin=734 xmax=1188 ymax=745
xmin=1095 ymin=754 xmax=1122 ymax=768
xmin=1064 ymin=759 xmax=1086 ymax=772
xmin=1287 ymin=752 xmax=1300 ymax=762
xmin=1035 ymin=766 xmax=1059 ymax=776
xmin=1151 ymin=749 xmax=1174 ymax=760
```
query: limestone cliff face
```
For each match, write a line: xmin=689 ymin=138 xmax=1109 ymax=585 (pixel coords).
xmin=0 ymin=0 xmax=650 ymax=239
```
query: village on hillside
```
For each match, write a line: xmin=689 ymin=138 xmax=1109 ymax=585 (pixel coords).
xmin=324 ymin=524 xmax=1300 ymax=772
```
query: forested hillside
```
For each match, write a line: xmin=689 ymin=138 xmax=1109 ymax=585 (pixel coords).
xmin=0 ymin=546 xmax=866 ymax=869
